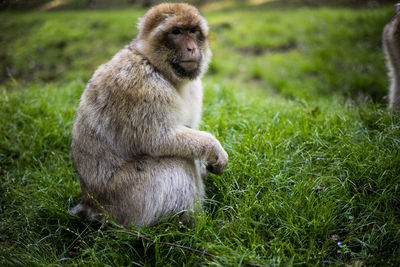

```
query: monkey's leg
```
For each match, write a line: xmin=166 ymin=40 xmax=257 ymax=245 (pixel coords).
xmin=101 ymin=156 xmax=205 ymax=227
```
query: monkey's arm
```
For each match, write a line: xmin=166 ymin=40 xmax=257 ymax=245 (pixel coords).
xmin=82 ymin=90 xmax=227 ymax=174
xmin=98 ymin=115 xmax=227 ymax=174
xmin=147 ymin=126 xmax=228 ymax=175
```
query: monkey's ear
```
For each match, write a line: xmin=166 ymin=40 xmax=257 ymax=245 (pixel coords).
xmin=199 ymin=18 xmax=210 ymax=38
xmin=137 ymin=13 xmax=170 ymax=40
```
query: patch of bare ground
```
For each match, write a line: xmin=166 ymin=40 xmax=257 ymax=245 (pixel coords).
xmin=235 ymin=39 xmax=301 ymax=56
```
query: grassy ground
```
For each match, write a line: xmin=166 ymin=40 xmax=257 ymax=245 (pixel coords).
xmin=1 ymin=3 xmax=400 ymax=266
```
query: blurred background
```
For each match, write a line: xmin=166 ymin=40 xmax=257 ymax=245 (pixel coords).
xmin=1 ymin=0 xmax=399 ymax=102
xmin=0 ymin=0 xmax=397 ymax=11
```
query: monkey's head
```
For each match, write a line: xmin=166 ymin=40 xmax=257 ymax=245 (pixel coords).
xmin=135 ymin=3 xmax=211 ymax=83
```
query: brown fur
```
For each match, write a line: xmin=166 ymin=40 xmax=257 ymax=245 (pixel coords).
xmin=71 ymin=3 xmax=228 ymax=227
xmin=383 ymin=5 xmax=400 ymax=110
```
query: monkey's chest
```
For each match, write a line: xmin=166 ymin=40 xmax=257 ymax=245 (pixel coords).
xmin=176 ymin=85 xmax=203 ymax=129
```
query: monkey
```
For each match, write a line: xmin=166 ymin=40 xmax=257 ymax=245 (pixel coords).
xmin=383 ymin=3 xmax=400 ymax=110
xmin=70 ymin=3 xmax=228 ymax=227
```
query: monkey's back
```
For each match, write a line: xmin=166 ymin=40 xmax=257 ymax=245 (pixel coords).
xmin=383 ymin=11 xmax=400 ymax=110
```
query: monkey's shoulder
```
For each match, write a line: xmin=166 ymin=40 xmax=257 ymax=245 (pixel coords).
xmin=82 ymin=48 xmax=165 ymax=107
xmin=87 ymin=47 xmax=172 ymax=95
xmin=79 ymin=47 xmax=180 ymax=116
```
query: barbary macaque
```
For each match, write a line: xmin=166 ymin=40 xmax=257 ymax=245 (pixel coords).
xmin=71 ymin=3 xmax=228 ymax=226
xmin=383 ymin=3 xmax=400 ymax=110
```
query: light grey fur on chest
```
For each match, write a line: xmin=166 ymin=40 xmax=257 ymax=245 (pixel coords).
xmin=175 ymin=79 xmax=203 ymax=129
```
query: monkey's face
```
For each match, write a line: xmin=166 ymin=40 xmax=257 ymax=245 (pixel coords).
xmin=165 ymin=26 xmax=205 ymax=79
xmin=136 ymin=3 xmax=211 ymax=82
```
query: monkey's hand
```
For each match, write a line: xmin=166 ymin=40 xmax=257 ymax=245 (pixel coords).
xmin=205 ymin=140 xmax=228 ymax=175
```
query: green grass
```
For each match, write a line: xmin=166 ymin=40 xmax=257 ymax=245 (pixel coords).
xmin=1 ymin=3 xmax=400 ymax=266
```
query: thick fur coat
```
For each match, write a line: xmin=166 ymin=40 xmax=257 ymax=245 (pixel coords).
xmin=71 ymin=3 xmax=228 ymax=226
xmin=383 ymin=6 xmax=400 ymax=110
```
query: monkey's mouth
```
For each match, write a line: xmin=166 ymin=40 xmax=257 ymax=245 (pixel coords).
xmin=179 ymin=60 xmax=198 ymax=70
xmin=170 ymin=60 xmax=201 ymax=79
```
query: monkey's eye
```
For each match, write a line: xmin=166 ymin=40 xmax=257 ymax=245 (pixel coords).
xmin=190 ymin=27 xmax=197 ymax=34
xmin=171 ymin=28 xmax=182 ymax=35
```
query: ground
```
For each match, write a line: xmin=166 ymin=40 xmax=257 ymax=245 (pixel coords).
xmin=1 ymin=2 xmax=400 ymax=266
